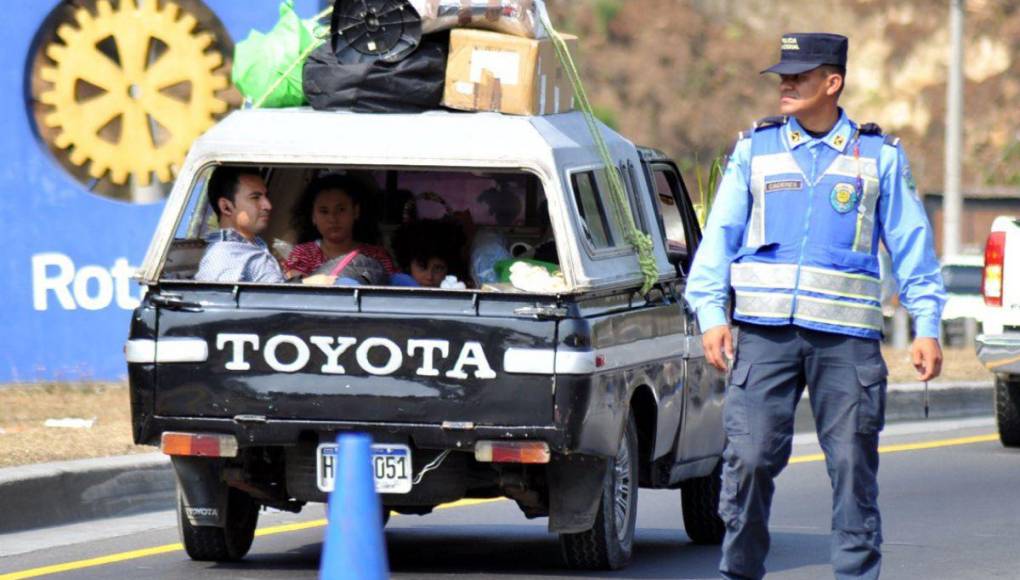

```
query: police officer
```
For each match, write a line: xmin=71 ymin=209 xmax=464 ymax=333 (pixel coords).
xmin=685 ymin=33 xmax=946 ymax=579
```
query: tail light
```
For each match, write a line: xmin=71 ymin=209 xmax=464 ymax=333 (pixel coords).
xmin=474 ymin=441 xmax=550 ymax=464
xmin=161 ymin=432 xmax=238 ymax=458
xmin=983 ymin=231 xmax=1006 ymax=307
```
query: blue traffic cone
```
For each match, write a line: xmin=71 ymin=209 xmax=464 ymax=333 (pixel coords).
xmin=320 ymin=433 xmax=389 ymax=580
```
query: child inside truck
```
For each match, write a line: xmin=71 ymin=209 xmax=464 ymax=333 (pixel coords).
xmin=389 ymin=219 xmax=466 ymax=287
xmin=283 ymin=173 xmax=396 ymax=280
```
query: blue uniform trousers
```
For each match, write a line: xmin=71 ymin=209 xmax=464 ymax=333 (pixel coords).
xmin=719 ymin=324 xmax=887 ymax=580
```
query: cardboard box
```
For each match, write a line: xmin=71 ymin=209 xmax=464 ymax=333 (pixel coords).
xmin=443 ymin=29 xmax=577 ymax=116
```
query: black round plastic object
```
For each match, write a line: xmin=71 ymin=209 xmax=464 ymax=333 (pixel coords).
xmin=330 ymin=0 xmax=423 ymax=64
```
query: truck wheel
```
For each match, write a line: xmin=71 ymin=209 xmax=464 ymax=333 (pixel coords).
xmin=680 ymin=462 xmax=725 ymax=544
xmin=178 ymin=488 xmax=259 ymax=561
xmin=996 ymin=375 xmax=1020 ymax=447
xmin=560 ymin=415 xmax=639 ymax=570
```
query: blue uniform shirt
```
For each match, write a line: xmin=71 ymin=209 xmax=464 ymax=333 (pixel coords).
xmin=685 ymin=111 xmax=946 ymax=338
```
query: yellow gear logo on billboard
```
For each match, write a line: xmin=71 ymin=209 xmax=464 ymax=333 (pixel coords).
xmin=34 ymin=0 xmax=232 ymax=191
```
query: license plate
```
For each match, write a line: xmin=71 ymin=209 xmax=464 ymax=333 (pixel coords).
xmin=316 ymin=443 xmax=413 ymax=494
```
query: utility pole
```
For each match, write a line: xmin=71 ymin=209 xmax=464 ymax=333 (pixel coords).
xmin=943 ymin=0 xmax=964 ymax=258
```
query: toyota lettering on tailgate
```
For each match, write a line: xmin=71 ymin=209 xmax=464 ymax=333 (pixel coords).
xmin=214 ymin=333 xmax=497 ymax=379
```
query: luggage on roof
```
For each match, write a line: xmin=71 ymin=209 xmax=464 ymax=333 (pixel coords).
xmin=303 ymin=34 xmax=448 ymax=113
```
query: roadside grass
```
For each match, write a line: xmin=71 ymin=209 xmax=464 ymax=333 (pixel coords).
xmin=0 ymin=382 xmax=150 ymax=468
xmin=0 ymin=348 xmax=993 ymax=468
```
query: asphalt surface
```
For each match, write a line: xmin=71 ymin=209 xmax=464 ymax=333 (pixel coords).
xmin=0 ymin=418 xmax=1016 ymax=580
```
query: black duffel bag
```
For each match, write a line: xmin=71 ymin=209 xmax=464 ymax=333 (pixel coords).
xmin=302 ymin=36 xmax=448 ymax=114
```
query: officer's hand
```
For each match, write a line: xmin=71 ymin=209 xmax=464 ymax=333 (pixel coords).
xmin=911 ymin=337 xmax=943 ymax=381
xmin=703 ymin=324 xmax=734 ymax=373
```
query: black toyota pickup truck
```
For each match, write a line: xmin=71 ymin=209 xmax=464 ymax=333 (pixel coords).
xmin=126 ymin=108 xmax=725 ymax=571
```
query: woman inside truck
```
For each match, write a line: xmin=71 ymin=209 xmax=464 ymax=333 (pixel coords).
xmin=283 ymin=174 xmax=396 ymax=280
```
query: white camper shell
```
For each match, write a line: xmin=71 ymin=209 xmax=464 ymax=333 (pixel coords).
xmin=137 ymin=108 xmax=675 ymax=293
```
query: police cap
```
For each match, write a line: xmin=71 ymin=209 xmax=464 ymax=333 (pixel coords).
xmin=761 ymin=33 xmax=848 ymax=75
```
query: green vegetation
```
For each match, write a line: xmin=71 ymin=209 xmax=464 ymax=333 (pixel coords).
xmin=547 ymin=0 xmax=1020 ymax=197
xmin=592 ymin=105 xmax=619 ymax=130
xmin=991 ymin=141 xmax=1020 ymax=186
xmin=593 ymin=0 xmax=622 ymax=36
xmin=692 ymin=155 xmax=727 ymax=227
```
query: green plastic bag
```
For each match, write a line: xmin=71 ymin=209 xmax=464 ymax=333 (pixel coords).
xmin=494 ymin=258 xmax=560 ymax=283
xmin=232 ymin=0 xmax=320 ymax=108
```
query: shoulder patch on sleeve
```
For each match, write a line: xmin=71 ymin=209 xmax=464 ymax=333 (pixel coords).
xmin=883 ymin=134 xmax=901 ymax=147
xmin=859 ymin=122 xmax=883 ymax=135
xmin=753 ymin=115 xmax=788 ymax=130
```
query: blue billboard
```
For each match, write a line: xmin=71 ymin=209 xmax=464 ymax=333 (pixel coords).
xmin=1 ymin=0 xmax=323 ymax=382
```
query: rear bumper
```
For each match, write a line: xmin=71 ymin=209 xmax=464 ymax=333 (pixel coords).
xmin=140 ymin=416 xmax=567 ymax=453
xmin=976 ymin=334 xmax=1020 ymax=374
xmin=131 ymin=367 xmax=628 ymax=459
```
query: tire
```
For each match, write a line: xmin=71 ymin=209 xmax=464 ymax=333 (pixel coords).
xmin=995 ymin=375 xmax=1020 ymax=448
xmin=560 ymin=415 xmax=639 ymax=571
xmin=178 ymin=487 xmax=259 ymax=562
xmin=680 ymin=461 xmax=726 ymax=544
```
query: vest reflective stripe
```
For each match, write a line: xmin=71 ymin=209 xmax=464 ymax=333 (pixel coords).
xmin=799 ymin=267 xmax=881 ymax=301
xmin=733 ymin=290 xmax=884 ymax=331
xmin=748 ymin=153 xmax=802 ymax=246
xmin=730 ymin=262 xmax=797 ymax=288
xmin=794 ymin=295 xmax=884 ymax=331
xmin=733 ymin=290 xmax=793 ymax=319
xmin=731 ymin=263 xmax=881 ymax=302
xmin=827 ymin=155 xmax=881 ymax=253
xmin=852 ymin=179 xmax=881 ymax=252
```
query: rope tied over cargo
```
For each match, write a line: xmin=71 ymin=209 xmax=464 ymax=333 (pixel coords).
xmin=252 ymin=2 xmax=659 ymax=294
xmin=535 ymin=6 xmax=659 ymax=295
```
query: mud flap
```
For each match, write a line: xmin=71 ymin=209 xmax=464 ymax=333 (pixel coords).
xmin=172 ymin=456 xmax=228 ymax=527
xmin=547 ymin=453 xmax=609 ymax=533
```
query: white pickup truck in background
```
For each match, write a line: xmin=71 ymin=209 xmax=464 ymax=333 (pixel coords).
xmin=976 ymin=216 xmax=1020 ymax=447
xmin=940 ymin=254 xmax=985 ymax=346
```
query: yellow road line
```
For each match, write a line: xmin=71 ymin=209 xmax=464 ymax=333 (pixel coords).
xmin=0 ymin=435 xmax=998 ymax=580
xmin=789 ymin=433 xmax=999 ymax=464
xmin=0 ymin=498 xmax=501 ymax=580
xmin=0 ymin=544 xmax=184 ymax=580
xmin=254 ymin=518 xmax=326 ymax=537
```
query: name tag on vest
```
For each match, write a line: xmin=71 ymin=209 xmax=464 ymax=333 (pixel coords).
xmin=765 ymin=179 xmax=803 ymax=193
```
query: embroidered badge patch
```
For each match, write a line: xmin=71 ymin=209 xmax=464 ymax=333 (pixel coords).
xmin=830 ymin=183 xmax=858 ymax=213
xmin=765 ymin=179 xmax=803 ymax=193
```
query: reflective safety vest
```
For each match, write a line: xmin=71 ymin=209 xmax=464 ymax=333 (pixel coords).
xmin=731 ymin=118 xmax=888 ymax=340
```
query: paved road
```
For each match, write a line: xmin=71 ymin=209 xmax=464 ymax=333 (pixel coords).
xmin=1 ymin=417 xmax=1017 ymax=579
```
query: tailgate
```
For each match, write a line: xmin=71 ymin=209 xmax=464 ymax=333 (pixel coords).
xmin=151 ymin=285 xmax=558 ymax=426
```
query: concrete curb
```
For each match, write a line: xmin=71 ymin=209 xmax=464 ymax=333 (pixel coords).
xmin=0 ymin=381 xmax=996 ymax=535
xmin=884 ymin=381 xmax=994 ymax=421
xmin=0 ymin=453 xmax=174 ymax=534
xmin=793 ymin=380 xmax=994 ymax=432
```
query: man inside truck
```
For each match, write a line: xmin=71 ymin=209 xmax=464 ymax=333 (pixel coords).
xmin=194 ymin=166 xmax=286 ymax=284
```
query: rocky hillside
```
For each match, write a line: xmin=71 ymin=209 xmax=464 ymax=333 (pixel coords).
xmin=547 ymin=0 xmax=1020 ymax=196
